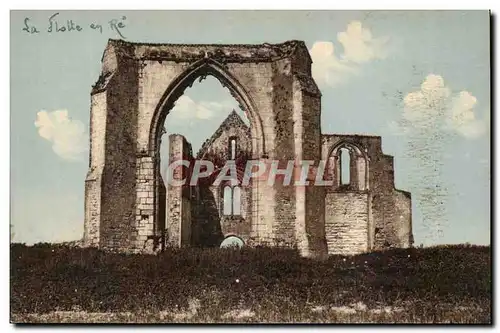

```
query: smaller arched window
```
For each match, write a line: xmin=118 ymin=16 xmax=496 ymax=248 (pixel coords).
xmin=223 ymin=186 xmax=232 ymax=215
xmin=232 ymin=186 xmax=241 ymax=215
xmin=340 ymin=148 xmax=351 ymax=185
xmin=229 ymin=137 xmax=237 ymax=160
xmin=329 ymin=142 xmax=369 ymax=191
xmin=222 ymin=185 xmax=241 ymax=216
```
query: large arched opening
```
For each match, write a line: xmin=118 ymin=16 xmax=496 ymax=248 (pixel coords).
xmin=149 ymin=59 xmax=260 ymax=248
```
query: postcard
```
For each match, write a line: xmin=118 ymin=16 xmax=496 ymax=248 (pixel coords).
xmin=10 ymin=10 xmax=491 ymax=324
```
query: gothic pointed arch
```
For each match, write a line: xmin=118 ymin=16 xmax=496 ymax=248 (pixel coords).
xmin=327 ymin=140 xmax=369 ymax=191
xmin=327 ymin=140 xmax=367 ymax=159
xmin=149 ymin=57 xmax=266 ymax=157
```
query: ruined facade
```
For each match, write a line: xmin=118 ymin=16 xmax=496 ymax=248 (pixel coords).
xmin=83 ymin=39 xmax=413 ymax=258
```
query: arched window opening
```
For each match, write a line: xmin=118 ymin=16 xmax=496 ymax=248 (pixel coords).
xmin=330 ymin=142 xmax=369 ymax=191
xmin=340 ymin=148 xmax=351 ymax=185
xmin=229 ymin=137 xmax=237 ymax=160
xmin=221 ymin=184 xmax=242 ymax=216
xmin=232 ymin=186 xmax=241 ymax=215
xmin=223 ymin=186 xmax=232 ymax=215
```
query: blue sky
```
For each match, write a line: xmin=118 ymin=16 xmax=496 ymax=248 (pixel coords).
xmin=10 ymin=10 xmax=490 ymax=246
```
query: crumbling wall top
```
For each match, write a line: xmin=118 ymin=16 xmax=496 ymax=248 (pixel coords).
xmin=105 ymin=39 xmax=310 ymax=63
xmin=169 ymin=133 xmax=194 ymax=158
xmin=322 ymin=134 xmax=383 ymax=155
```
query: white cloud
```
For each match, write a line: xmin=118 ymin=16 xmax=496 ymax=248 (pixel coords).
xmin=35 ymin=109 xmax=88 ymax=161
xmin=172 ymin=95 xmax=214 ymax=120
xmin=399 ymin=74 xmax=488 ymax=139
xmin=309 ymin=41 xmax=357 ymax=87
xmin=338 ymin=21 xmax=389 ymax=64
xmin=448 ymin=91 xmax=489 ymax=139
xmin=402 ymin=74 xmax=450 ymax=127
xmin=309 ymin=21 xmax=388 ymax=87
xmin=170 ymin=95 xmax=239 ymax=126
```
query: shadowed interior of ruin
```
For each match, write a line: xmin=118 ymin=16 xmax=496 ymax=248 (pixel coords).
xmin=154 ymin=67 xmax=254 ymax=248
xmin=161 ymin=104 xmax=253 ymax=248
xmin=190 ymin=186 xmax=224 ymax=247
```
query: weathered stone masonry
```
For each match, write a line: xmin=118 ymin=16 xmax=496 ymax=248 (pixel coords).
xmin=321 ymin=135 xmax=412 ymax=255
xmin=83 ymin=39 xmax=413 ymax=257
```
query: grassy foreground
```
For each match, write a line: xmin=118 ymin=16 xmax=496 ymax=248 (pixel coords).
xmin=10 ymin=243 xmax=491 ymax=324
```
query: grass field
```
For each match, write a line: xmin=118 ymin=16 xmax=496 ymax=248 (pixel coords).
xmin=10 ymin=243 xmax=491 ymax=324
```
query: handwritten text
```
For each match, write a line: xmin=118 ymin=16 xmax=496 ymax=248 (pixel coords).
xmin=22 ymin=12 xmax=128 ymax=39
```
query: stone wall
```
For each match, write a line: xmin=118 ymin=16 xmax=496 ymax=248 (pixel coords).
xmin=322 ymin=134 xmax=413 ymax=253
xmin=325 ymin=192 xmax=369 ymax=255
xmin=393 ymin=190 xmax=413 ymax=247
xmin=157 ymin=173 xmax=167 ymax=250
xmin=196 ymin=111 xmax=251 ymax=159
xmin=269 ymin=58 xmax=296 ymax=246
xmin=85 ymin=42 xmax=140 ymax=252
xmin=219 ymin=186 xmax=252 ymax=240
xmin=190 ymin=185 xmax=222 ymax=247
xmin=166 ymin=134 xmax=193 ymax=247
xmin=83 ymin=92 xmax=107 ymax=247
xmin=133 ymin=155 xmax=156 ymax=252
xmin=292 ymin=66 xmax=327 ymax=258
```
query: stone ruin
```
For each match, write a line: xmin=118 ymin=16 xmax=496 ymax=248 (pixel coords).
xmin=83 ymin=39 xmax=413 ymax=258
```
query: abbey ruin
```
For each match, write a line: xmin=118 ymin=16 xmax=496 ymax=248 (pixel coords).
xmin=83 ymin=39 xmax=413 ymax=258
